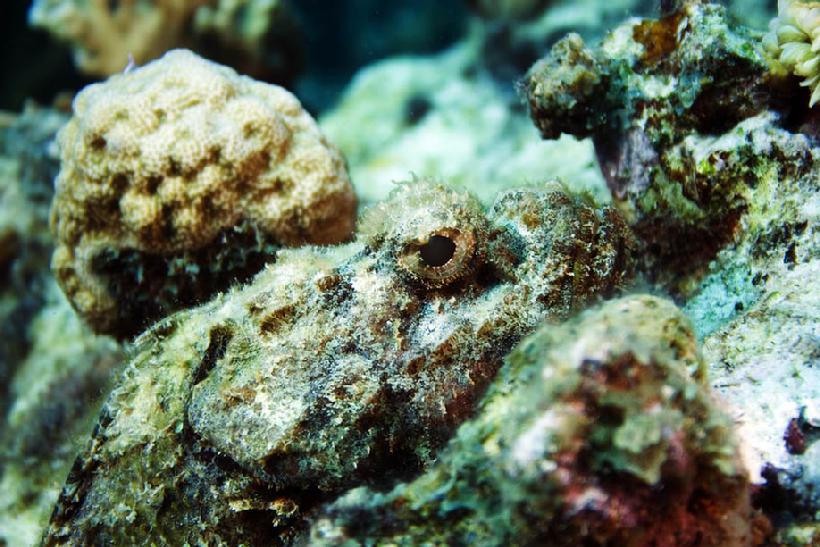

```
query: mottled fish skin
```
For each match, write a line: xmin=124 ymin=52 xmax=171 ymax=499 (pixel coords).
xmin=43 ymin=180 xmax=635 ymax=546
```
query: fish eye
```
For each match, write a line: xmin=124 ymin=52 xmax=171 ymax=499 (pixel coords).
xmin=419 ymin=234 xmax=456 ymax=267
xmin=398 ymin=227 xmax=479 ymax=288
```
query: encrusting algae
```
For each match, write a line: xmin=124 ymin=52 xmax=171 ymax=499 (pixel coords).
xmin=523 ymin=8 xmax=819 ymax=539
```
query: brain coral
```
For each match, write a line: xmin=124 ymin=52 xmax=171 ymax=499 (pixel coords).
xmin=51 ymin=49 xmax=356 ymax=338
xmin=764 ymin=0 xmax=820 ymax=106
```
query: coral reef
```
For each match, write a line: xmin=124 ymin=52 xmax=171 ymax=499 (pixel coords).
xmin=701 ymin=254 xmax=820 ymax=544
xmin=678 ymin=111 xmax=819 ymax=540
xmin=313 ymin=295 xmax=762 ymax=546
xmin=320 ymin=45 xmax=610 ymax=207
xmin=1 ymin=1 xmax=814 ymax=544
xmin=472 ymin=0 xmax=654 ymax=85
xmin=472 ymin=0 xmax=774 ymax=87
xmin=42 ymin=180 xmax=634 ymax=545
xmin=51 ymin=49 xmax=356 ymax=338
xmin=522 ymin=2 xmax=813 ymax=290
xmin=291 ymin=1 xmax=469 ymax=112
xmin=764 ymin=0 xmax=820 ymax=107
xmin=28 ymin=0 xmax=303 ymax=81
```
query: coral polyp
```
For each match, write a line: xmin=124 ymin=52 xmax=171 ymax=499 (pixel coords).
xmin=765 ymin=0 xmax=820 ymax=106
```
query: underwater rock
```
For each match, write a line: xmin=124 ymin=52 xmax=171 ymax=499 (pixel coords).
xmin=42 ymin=180 xmax=635 ymax=545
xmin=473 ymin=0 xmax=774 ymax=88
xmin=675 ymin=111 xmax=819 ymax=541
xmin=764 ymin=0 xmax=820 ymax=107
xmin=472 ymin=0 xmax=654 ymax=85
xmin=702 ymin=256 xmax=820 ymax=544
xmin=28 ymin=0 xmax=304 ymax=82
xmin=320 ymin=44 xmax=610 ymax=207
xmin=313 ymin=295 xmax=763 ymax=546
xmin=50 ymin=49 xmax=356 ymax=338
xmin=523 ymin=2 xmax=814 ymax=291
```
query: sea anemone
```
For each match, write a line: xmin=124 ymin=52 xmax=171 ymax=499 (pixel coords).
xmin=764 ymin=0 xmax=820 ymax=107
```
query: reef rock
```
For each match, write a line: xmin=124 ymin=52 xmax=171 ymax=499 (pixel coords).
xmin=42 ymin=180 xmax=634 ymax=545
xmin=523 ymin=2 xmax=813 ymax=290
xmin=471 ymin=0 xmax=655 ymax=85
xmin=0 ymin=283 xmax=122 ymax=547
xmin=680 ymin=111 xmax=819 ymax=542
xmin=314 ymin=295 xmax=763 ymax=546
xmin=50 ymin=49 xmax=356 ymax=338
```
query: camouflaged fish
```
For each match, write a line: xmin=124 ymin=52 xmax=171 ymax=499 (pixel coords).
xmin=44 ymin=180 xmax=634 ymax=545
